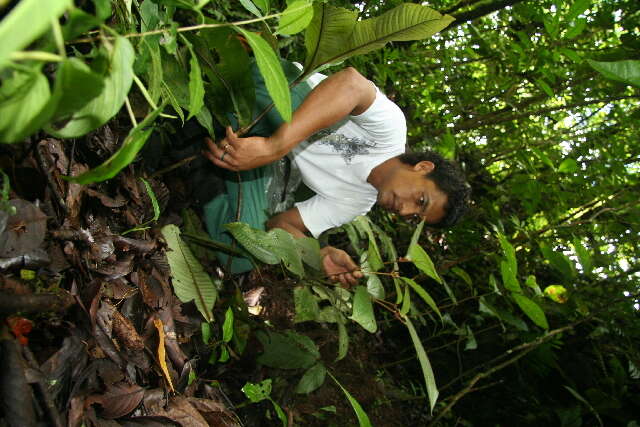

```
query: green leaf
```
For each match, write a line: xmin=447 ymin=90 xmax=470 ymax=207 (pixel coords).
xmin=401 ymin=277 xmax=442 ymax=321
xmin=588 ymin=59 xmax=640 ymax=87
xmin=66 ymin=105 xmax=163 ymax=184
xmin=497 ymin=233 xmax=517 ymax=276
xmin=536 ymin=78 xmax=554 ymax=97
xmin=501 ymin=260 xmax=521 ymax=292
xmin=218 ymin=345 xmax=230 ymax=362
xmin=254 ymin=0 xmax=269 ymax=14
xmin=0 ymin=0 xmax=72 ymax=70
xmin=49 ymin=58 xmax=105 ymax=122
xmin=198 ymin=26 xmax=254 ymax=128
xmin=161 ymin=224 xmax=218 ymax=322
xmin=407 ymin=243 xmax=442 ymax=283
xmin=572 ymin=237 xmax=592 ymax=275
xmin=224 ymin=222 xmax=279 ymax=264
xmin=336 ymin=318 xmax=348 ymax=361
xmin=566 ymin=0 xmax=591 ymax=22
xmin=256 ymin=330 xmax=319 ymax=369
xmin=350 ymin=285 xmax=377 ymax=333
xmin=140 ymin=178 xmax=161 ymax=222
xmin=295 ymin=237 xmax=322 ymax=271
xmin=540 ymin=243 xmax=575 ymax=279
xmin=303 ymin=3 xmax=454 ymax=74
xmin=565 ymin=17 xmax=586 ymax=39
xmin=512 ymin=293 xmax=549 ymax=329
xmin=242 ymin=379 xmax=272 ymax=402
xmin=268 ymin=397 xmax=288 ymax=427
xmin=558 ymin=158 xmax=579 ymax=173
xmin=365 ymin=273 xmax=385 ymax=300
xmin=400 ymin=284 xmax=411 ymax=315
xmin=559 ymin=48 xmax=582 ymax=64
xmin=201 ymin=322 xmax=211 ymax=344
xmin=239 ymin=0 xmax=263 ymax=17
xmin=295 ymin=363 xmax=327 ymax=394
xmin=451 ymin=267 xmax=472 ymax=286
xmin=277 ymin=0 xmax=314 ymax=36
xmin=234 ymin=27 xmax=292 ymax=122
xmin=403 ymin=315 xmax=439 ymax=414
xmin=224 ymin=223 xmax=304 ymax=275
xmin=48 ymin=36 xmax=135 ymax=138
xmin=294 ymin=286 xmax=320 ymax=323
xmin=186 ymin=45 xmax=204 ymax=120
xmin=222 ymin=307 xmax=234 ymax=343
xmin=0 ymin=70 xmax=51 ymax=143
xmin=328 ymin=372 xmax=373 ymax=427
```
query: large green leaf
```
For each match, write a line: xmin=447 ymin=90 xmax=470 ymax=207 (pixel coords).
xmin=588 ymin=59 xmax=640 ymax=87
xmin=235 ymin=27 xmax=292 ymax=122
xmin=403 ymin=314 xmax=439 ymax=414
xmin=224 ymin=222 xmax=304 ymax=275
xmin=197 ymin=26 xmax=254 ymax=128
xmin=407 ymin=243 xmax=442 ymax=284
xmin=47 ymin=36 xmax=135 ymax=138
xmin=224 ymin=222 xmax=279 ymax=264
xmin=0 ymin=0 xmax=72 ymax=70
xmin=0 ymin=69 xmax=51 ymax=143
xmin=401 ymin=277 xmax=442 ymax=321
xmin=66 ymin=105 xmax=163 ymax=184
xmin=349 ymin=285 xmax=377 ymax=333
xmin=512 ymin=293 xmax=549 ymax=329
xmin=277 ymin=0 xmax=314 ymax=36
xmin=294 ymin=286 xmax=320 ymax=323
xmin=186 ymin=44 xmax=204 ymax=120
xmin=161 ymin=224 xmax=218 ymax=322
xmin=303 ymin=3 xmax=454 ymax=75
xmin=49 ymin=58 xmax=105 ymax=122
xmin=295 ymin=363 xmax=327 ymax=394
xmin=256 ymin=330 xmax=319 ymax=369
xmin=328 ymin=372 xmax=373 ymax=427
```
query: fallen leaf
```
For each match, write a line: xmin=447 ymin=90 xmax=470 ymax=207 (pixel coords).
xmin=153 ymin=318 xmax=175 ymax=393
xmin=86 ymin=382 xmax=144 ymax=419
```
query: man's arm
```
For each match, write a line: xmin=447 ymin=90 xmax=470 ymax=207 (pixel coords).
xmin=267 ymin=208 xmax=363 ymax=286
xmin=204 ymin=67 xmax=376 ymax=171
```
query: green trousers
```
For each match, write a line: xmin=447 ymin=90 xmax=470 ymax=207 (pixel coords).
xmin=203 ymin=61 xmax=313 ymax=273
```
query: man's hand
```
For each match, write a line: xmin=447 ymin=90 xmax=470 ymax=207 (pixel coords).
xmin=203 ymin=127 xmax=282 ymax=171
xmin=320 ymin=246 xmax=363 ymax=287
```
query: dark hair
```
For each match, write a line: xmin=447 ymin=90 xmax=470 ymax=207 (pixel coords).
xmin=398 ymin=150 xmax=471 ymax=228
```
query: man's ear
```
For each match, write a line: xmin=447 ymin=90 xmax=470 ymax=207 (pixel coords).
xmin=413 ymin=161 xmax=435 ymax=174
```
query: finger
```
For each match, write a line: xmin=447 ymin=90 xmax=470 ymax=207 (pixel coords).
xmin=203 ymin=149 xmax=238 ymax=171
xmin=226 ymin=126 xmax=240 ymax=145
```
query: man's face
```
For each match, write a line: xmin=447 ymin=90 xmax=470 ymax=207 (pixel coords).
xmin=376 ymin=161 xmax=448 ymax=225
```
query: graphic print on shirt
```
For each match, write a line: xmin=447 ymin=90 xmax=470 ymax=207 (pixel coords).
xmin=309 ymin=128 xmax=377 ymax=164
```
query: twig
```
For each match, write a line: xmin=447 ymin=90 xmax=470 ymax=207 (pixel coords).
xmin=428 ymin=323 xmax=580 ymax=425
xmin=71 ymin=11 xmax=292 ymax=44
xmin=149 ymin=154 xmax=198 ymax=178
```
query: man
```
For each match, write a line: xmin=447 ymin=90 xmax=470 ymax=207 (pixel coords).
xmin=203 ymin=66 xmax=469 ymax=285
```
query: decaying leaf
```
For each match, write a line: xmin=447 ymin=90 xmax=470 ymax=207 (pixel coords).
xmin=153 ymin=318 xmax=175 ymax=393
xmin=86 ymin=382 xmax=144 ymax=419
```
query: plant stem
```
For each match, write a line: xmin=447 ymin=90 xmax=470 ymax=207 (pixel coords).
xmin=124 ymin=96 xmax=138 ymax=127
xmin=9 ymin=51 xmax=63 ymax=62
xmin=72 ymin=11 xmax=290 ymax=44
xmin=50 ymin=16 xmax=66 ymax=58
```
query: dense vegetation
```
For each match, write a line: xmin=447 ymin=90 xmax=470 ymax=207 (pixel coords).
xmin=0 ymin=0 xmax=638 ymax=426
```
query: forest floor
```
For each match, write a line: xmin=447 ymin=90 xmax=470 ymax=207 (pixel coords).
xmin=0 ymin=123 xmax=419 ymax=426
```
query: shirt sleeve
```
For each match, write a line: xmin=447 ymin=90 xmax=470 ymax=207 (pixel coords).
xmin=348 ymin=83 xmax=407 ymax=146
xmin=295 ymin=194 xmax=368 ymax=238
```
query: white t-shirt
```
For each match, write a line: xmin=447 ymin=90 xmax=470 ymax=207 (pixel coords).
xmin=291 ymin=72 xmax=407 ymax=238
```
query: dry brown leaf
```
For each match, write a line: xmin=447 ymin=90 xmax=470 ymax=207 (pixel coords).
xmin=153 ymin=318 xmax=175 ymax=393
xmin=112 ymin=310 xmax=144 ymax=350
xmin=86 ymin=382 xmax=144 ymax=419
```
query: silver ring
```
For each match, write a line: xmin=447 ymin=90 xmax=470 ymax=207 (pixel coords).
xmin=220 ymin=152 xmax=227 ymax=161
